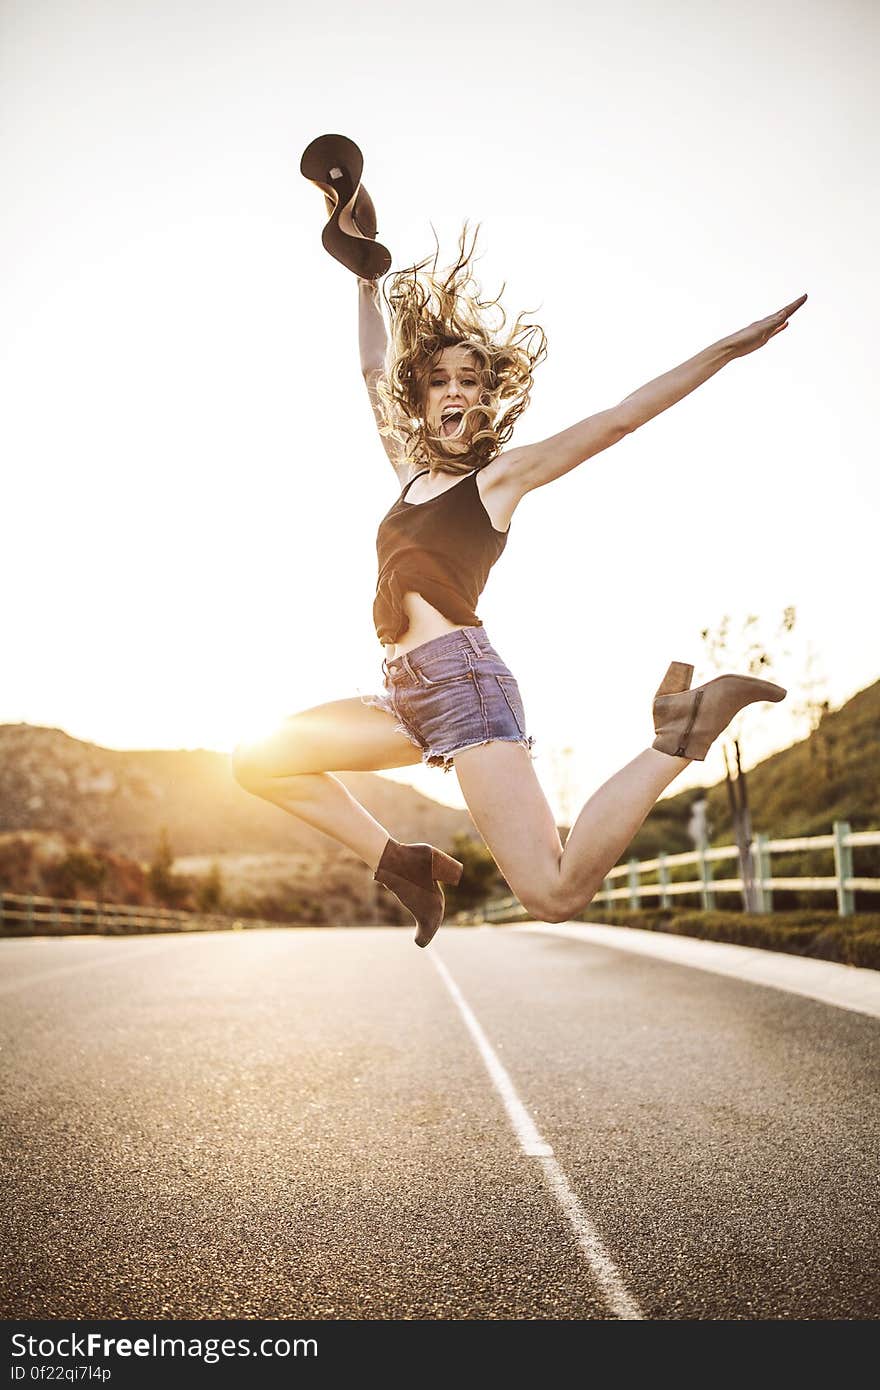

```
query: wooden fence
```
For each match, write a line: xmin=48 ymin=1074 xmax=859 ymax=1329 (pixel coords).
xmin=0 ymin=894 xmax=277 ymax=935
xmin=463 ymin=820 xmax=880 ymax=925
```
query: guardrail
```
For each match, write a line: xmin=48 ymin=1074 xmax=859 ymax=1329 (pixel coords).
xmin=459 ymin=820 xmax=880 ymax=924
xmin=0 ymin=893 xmax=278 ymax=935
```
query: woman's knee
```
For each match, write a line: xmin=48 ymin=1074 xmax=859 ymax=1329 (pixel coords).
xmin=519 ymin=878 xmax=593 ymax=924
xmin=231 ymin=744 xmax=266 ymax=792
xmin=231 ymin=741 xmax=321 ymax=796
xmin=520 ymin=893 xmax=574 ymax=924
xmin=515 ymin=874 xmax=560 ymax=923
xmin=231 ymin=742 xmax=295 ymax=792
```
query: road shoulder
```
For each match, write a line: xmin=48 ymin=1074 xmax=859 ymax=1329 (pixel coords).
xmin=516 ymin=922 xmax=880 ymax=1020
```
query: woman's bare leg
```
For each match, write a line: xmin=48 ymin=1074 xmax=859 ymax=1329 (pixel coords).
xmin=556 ymin=747 xmax=689 ymax=898
xmin=232 ymin=696 xmax=423 ymax=871
xmin=453 ymin=741 xmax=689 ymax=922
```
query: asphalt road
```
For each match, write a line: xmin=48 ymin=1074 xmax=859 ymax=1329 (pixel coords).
xmin=1 ymin=927 xmax=878 ymax=1320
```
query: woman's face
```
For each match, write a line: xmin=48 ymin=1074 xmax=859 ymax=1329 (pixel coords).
xmin=423 ymin=345 xmax=483 ymax=453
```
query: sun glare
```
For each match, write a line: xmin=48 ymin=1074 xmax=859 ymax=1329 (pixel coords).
xmin=225 ymin=705 xmax=288 ymax=753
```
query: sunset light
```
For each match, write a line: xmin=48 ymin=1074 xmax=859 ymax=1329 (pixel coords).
xmin=3 ymin=0 xmax=879 ymax=1338
xmin=2 ymin=1 xmax=876 ymax=821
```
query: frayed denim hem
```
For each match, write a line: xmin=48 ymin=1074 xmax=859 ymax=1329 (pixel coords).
xmin=357 ymin=689 xmax=424 ymax=753
xmin=358 ymin=688 xmax=536 ymax=774
xmin=424 ymin=733 xmax=537 ymax=774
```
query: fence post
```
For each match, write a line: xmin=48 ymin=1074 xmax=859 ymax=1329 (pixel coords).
xmin=833 ymin=820 xmax=854 ymax=917
xmin=698 ymin=849 xmax=715 ymax=911
xmin=74 ymin=901 xmax=82 ymax=932
xmin=26 ymin=896 xmax=34 ymax=931
xmin=658 ymin=854 xmax=670 ymax=909
xmin=628 ymin=859 xmax=640 ymax=910
xmin=0 ymin=891 xmax=4 ymax=930
xmin=754 ymin=834 xmax=773 ymax=914
xmin=602 ymin=876 xmax=613 ymax=909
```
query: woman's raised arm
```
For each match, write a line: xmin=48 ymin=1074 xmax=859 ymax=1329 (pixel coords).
xmin=500 ymin=294 xmax=808 ymax=497
xmin=358 ymin=278 xmax=406 ymax=476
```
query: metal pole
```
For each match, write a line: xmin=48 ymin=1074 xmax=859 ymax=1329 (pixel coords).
xmin=833 ymin=821 xmax=854 ymax=917
xmin=658 ymin=854 xmax=670 ymax=909
xmin=628 ymin=859 xmax=640 ymax=910
xmin=736 ymin=741 xmax=757 ymax=912
xmin=698 ymin=846 xmax=715 ymax=911
xmin=754 ymin=834 xmax=773 ymax=914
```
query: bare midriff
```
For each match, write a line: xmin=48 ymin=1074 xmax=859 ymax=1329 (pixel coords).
xmin=380 ymin=463 xmax=515 ymax=661
xmin=382 ymin=591 xmax=471 ymax=663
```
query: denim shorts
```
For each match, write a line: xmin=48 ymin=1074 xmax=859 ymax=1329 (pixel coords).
xmin=359 ymin=626 xmax=536 ymax=774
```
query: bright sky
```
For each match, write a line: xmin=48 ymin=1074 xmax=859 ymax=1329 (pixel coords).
xmin=3 ymin=0 xmax=878 ymax=818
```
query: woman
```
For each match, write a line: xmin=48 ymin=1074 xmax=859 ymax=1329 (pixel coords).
xmin=232 ymin=221 xmax=806 ymax=948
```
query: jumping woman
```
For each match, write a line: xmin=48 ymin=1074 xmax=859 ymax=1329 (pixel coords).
xmin=232 ymin=134 xmax=807 ymax=949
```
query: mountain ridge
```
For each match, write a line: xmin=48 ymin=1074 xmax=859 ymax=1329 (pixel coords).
xmin=0 ymin=722 xmax=473 ymax=858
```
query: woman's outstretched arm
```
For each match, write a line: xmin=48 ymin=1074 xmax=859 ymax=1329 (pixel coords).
xmin=616 ymin=292 xmax=808 ymax=432
xmin=503 ymin=294 xmax=808 ymax=495
xmin=358 ymin=278 xmax=406 ymax=475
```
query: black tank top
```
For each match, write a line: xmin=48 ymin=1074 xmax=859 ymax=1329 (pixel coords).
xmin=372 ymin=467 xmax=510 ymax=646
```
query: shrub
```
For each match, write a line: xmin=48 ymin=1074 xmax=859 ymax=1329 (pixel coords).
xmin=45 ymin=850 xmax=107 ymax=900
xmin=195 ymin=861 xmax=224 ymax=914
xmin=578 ymin=907 xmax=880 ymax=971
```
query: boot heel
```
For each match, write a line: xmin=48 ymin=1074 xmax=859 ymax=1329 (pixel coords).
xmin=431 ymin=849 xmax=464 ymax=886
xmin=655 ymin=662 xmax=694 ymax=699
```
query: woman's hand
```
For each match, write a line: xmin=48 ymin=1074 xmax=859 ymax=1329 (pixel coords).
xmin=723 ymin=293 xmax=808 ymax=359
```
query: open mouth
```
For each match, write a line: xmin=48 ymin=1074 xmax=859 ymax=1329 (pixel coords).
xmin=440 ymin=409 xmax=464 ymax=438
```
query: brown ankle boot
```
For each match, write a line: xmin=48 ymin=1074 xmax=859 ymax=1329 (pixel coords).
xmin=651 ymin=661 xmax=786 ymax=761
xmin=373 ymin=838 xmax=464 ymax=949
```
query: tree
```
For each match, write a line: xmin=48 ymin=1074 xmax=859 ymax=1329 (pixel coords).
xmin=792 ymin=642 xmax=836 ymax=783
xmin=699 ymin=607 xmax=800 ymax=913
xmin=147 ymin=826 xmax=190 ymax=908
xmin=444 ymin=832 xmax=506 ymax=912
xmin=195 ymin=860 xmax=224 ymax=914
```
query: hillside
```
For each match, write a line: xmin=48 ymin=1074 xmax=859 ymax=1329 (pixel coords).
xmin=0 ymin=724 xmax=472 ymax=858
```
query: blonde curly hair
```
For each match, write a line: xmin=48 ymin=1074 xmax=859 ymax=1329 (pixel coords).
xmin=376 ymin=223 xmax=547 ymax=475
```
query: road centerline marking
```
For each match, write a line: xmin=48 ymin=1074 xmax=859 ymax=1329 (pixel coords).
xmin=431 ymin=950 xmax=645 ymax=1321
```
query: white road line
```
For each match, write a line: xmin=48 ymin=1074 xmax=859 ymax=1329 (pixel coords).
xmin=431 ymin=950 xmax=645 ymax=1322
